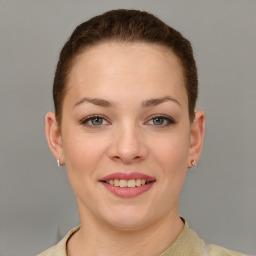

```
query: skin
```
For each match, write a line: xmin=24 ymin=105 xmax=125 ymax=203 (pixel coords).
xmin=45 ymin=42 xmax=205 ymax=256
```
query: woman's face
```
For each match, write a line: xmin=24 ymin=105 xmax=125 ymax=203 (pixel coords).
xmin=48 ymin=42 xmax=203 ymax=230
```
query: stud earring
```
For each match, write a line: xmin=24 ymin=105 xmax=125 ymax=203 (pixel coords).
xmin=57 ymin=159 xmax=61 ymax=167
xmin=191 ymin=160 xmax=197 ymax=167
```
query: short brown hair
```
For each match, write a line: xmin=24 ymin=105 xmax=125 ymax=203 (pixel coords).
xmin=53 ymin=9 xmax=198 ymax=125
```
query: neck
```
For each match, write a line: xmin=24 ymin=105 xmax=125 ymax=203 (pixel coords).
xmin=67 ymin=206 xmax=184 ymax=256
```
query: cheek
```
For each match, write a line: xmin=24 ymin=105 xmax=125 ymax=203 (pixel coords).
xmin=151 ymin=129 xmax=190 ymax=191
xmin=152 ymin=130 xmax=190 ymax=167
xmin=62 ymin=130 xmax=109 ymax=178
xmin=61 ymin=132 xmax=110 ymax=202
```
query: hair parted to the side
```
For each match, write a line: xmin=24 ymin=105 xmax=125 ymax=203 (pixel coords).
xmin=53 ymin=9 xmax=198 ymax=126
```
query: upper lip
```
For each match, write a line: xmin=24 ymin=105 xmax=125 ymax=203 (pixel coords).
xmin=100 ymin=172 xmax=156 ymax=182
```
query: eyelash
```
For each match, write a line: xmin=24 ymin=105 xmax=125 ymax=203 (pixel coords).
xmin=79 ymin=115 xmax=110 ymax=128
xmin=145 ymin=114 xmax=175 ymax=127
xmin=79 ymin=114 xmax=175 ymax=128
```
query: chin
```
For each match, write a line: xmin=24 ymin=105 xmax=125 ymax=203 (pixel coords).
xmin=107 ymin=217 xmax=149 ymax=231
xmin=101 ymin=205 xmax=155 ymax=231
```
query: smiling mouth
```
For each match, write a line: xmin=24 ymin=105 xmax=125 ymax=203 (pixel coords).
xmin=101 ymin=179 xmax=154 ymax=188
xmin=100 ymin=173 xmax=156 ymax=197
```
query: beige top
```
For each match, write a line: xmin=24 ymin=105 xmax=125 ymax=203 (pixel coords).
xmin=37 ymin=220 xmax=248 ymax=256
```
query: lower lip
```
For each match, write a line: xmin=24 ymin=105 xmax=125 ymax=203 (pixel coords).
xmin=101 ymin=182 xmax=155 ymax=198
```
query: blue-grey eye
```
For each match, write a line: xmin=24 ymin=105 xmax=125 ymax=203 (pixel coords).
xmin=80 ymin=115 xmax=109 ymax=127
xmin=147 ymin=115 xmax=175 ymax=126
xmin=152 ymin=117 xmax=165 ymax=125
xmin=90 ymin=117 xmax=104 ymax=125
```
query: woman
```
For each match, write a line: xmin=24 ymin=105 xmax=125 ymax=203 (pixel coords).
xmin=38 ymin=9 xmax=247 ymax=256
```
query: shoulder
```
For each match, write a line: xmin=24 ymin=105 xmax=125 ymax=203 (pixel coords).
xmin=36 ymin=226 xmax=80 ymax=256
xmin=36 ymin=240 xmax=66 ymax=256
xmin=36 ymin=245 xmax=57 ymax=256
xmin=206 ymin=244 xmax=249 ymax=256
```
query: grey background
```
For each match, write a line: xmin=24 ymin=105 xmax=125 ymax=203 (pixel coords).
xmin=1 ymin=0 xmax=256 ymax=255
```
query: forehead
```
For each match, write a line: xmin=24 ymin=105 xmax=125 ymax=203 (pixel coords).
xmin=66 ymin=42 xmax=187 ymax=106
xmin=70 ymin=42 xmax=183 ymax=78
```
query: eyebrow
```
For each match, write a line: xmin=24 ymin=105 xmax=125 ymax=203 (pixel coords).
xmin=142 ymin=96 xmax=181 ymax=107
xmin=73 ymin=96 xmax=181 ymax=108
xmin=73 ymin=97 xmax=115 ymax=108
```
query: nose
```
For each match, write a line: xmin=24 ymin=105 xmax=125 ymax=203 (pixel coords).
xmin=107 ymin=123 xmax=148 ymax=164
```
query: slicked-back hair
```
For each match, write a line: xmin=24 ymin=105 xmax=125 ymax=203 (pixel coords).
xmin=53 ymin=9 xmax=198 ymax=125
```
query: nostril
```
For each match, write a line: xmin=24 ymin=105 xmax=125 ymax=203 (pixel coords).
xmin=108 ymin=137 xmax=147 ymax=163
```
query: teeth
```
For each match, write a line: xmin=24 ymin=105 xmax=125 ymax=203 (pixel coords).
xmin=114 ymin=179 xmax=120 ymax=186
xmin=127 ymin=179 xmax=135 ymax=188
xmin=106 ymin=179 xmax=148 ymax=187
xmin=136 ymin=179 xmax=142 ymax=186
xmin=119 ymin=179 xmax=128 ymax=187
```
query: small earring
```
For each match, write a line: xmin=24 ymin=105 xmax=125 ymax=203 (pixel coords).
xmin=191 ymin=160 xmax=197 ymax=167
xmin=57 ymin=159 xmax=61 ymax=167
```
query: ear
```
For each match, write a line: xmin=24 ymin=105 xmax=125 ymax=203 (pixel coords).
xmin=187 ymin=110 xmax=205 ymax=168
xmin=45 ymin=112 xmax=64 ymax=166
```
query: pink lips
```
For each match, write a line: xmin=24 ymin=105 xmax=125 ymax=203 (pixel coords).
xmin=100 ymin=172 xmax=156 ymax=198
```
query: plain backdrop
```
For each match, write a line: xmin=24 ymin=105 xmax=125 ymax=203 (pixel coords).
xmin=1 ymin=0 xmax=256 ymax=255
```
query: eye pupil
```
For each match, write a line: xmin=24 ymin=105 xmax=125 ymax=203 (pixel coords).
xmin=92 ymin=117 xmax=103 ymax=125
xmin=153 ymin=117 xmax=164 ymax=125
